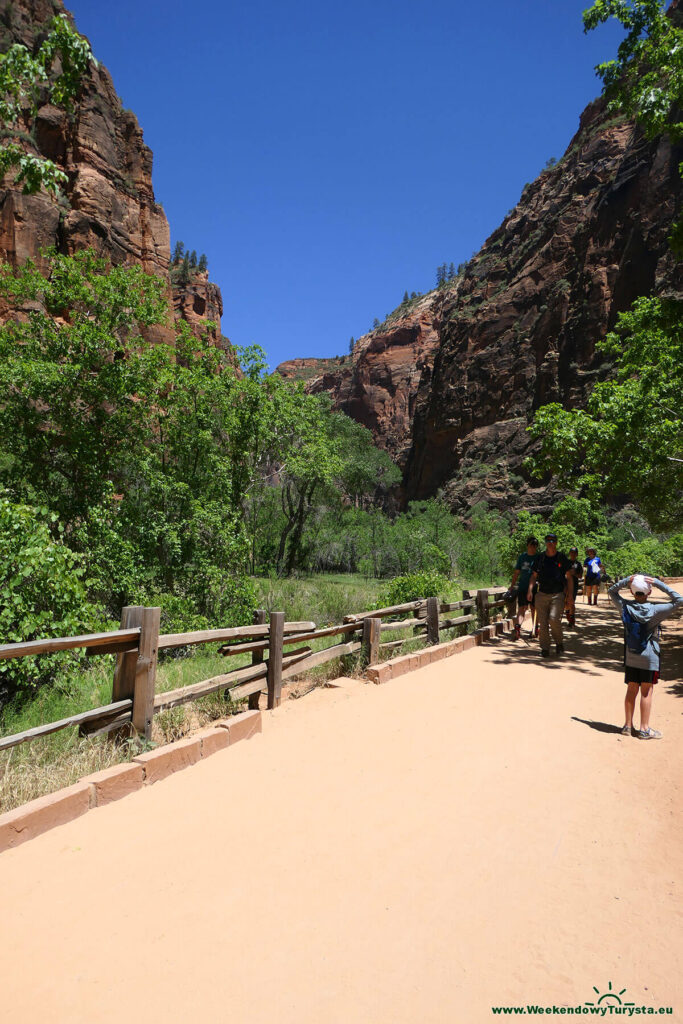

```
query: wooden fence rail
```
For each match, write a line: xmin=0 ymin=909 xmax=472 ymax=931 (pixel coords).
xmin=0 ymin=585 xmax=510 ymax=752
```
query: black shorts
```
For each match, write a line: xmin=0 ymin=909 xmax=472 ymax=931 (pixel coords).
xmin=517 ymin=591 xmax=535 ymax=610
xmin=624 ymin=668 xmax=659 ymax=685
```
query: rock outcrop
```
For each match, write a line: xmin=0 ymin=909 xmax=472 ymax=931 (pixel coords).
xmin=280 ymin=95 xmax=683 ymax=515
xmin=0 ymin=0 xmax=223 ymax=345
xmin=172 ymin=270 xmax=227 ymax=349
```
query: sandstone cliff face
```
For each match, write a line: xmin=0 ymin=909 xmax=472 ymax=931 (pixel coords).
xmin=406 ymin=99 xmax=682 ymax=514
xmin=281 ymin=96 xmax=683 ymax=515
xmin=277 ymin=296 xmax=440 ymax=473
xmin=172 ymin=271 xmax=226 ymax=348
xmin=0 ymin=0 xmax=223 ymax=345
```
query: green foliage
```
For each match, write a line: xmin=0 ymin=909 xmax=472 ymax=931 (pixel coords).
xmin=0 ymin=249 xmax=169 ymax=525
xmin=0 ymin=253 xmax=258 ymax=637
xmin=529 ymin=297 xmax=683 ymax=529
xmin=606 ymin=534 xmax=683 ymax=580
xmin=0 ymin=14 xmax=96 ymax=194
xmin=583 ymin=0 xmax=682 ymax=139
xmin=377 ymin=570 xmax=449 ymax=608
xmin=583 ymin=0 xmax=683 ymax=250
xmin=0 ymin=498 xmax=102 ymax=706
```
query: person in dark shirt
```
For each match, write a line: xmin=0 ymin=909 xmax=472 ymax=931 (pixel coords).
xmin=565 ymin=547 xmax=583 ymax=627
xmin=527 ymin=533 xmax=574 ymax=658
xmin=509 ymin=536 xmax=539 ymax=639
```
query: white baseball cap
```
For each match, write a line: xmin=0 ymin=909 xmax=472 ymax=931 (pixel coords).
xmin=630 ymin=574 xmax=651 ymax=596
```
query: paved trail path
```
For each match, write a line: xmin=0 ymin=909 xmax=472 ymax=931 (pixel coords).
xmin=2 ymin=602 xmax=682 ymax=1023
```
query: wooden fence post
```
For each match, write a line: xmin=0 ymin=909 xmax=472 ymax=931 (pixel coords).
xmin=267 ymin=611 xmax=284 ymax=709
xmin=361 ymin=616 xmax=380 ymax=667
xmin=112 ymin=605 xmax=143 ymax=705
xmin=476 ymin=589 xmax=490 ymax=628
xmin=426 ymin=596 xmax=440 ymax=645
xmin=132 ymin=607 xmax=160 ymax=742
xmin=249 ymin=609 xmax=267 ymax=710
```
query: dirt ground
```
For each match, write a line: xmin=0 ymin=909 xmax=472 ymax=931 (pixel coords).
xmin=1 ymin=597 xmax=682 ymax=1023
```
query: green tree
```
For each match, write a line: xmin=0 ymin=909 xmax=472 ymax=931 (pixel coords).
xmin=529 ymin=296 xmax=682 ymax=529
xmin=178 ymin=252 xmax=190 ymax=285
xmin=0 ymin=249 xmax=169 ymax=527
xmin=189 ymin=250 xmax=198 ymax=269
xmin=0 ymin=14 xmax=97 ymax=195
xmin=172 ymin=241 xmax=185 ymax=264
xmin=198 ymin=253 xmax=208 ymax=272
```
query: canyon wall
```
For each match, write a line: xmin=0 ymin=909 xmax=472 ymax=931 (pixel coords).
xmin=279 ymin=96 xmax=683 ymax=515
xmin=0 ymin=0 xmax=223 ymax=345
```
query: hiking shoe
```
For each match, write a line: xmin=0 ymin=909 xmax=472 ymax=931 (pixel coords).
xmin=621 ymin=724 xmax=633 ymax=736
xmin=555 ymin=644 xmax=565 ymax=656
xmin=541 ymin=649 xmax=550 ymax=659
xmin=513 ymin=624 xmax=521 ymax=641
xmin=637 ymin=727 xmax=662 ymax=740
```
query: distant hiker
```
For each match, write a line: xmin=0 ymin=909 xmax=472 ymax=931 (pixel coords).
xmin=566 ymin=547 xmax=583 ymax=626
xmin=583 ymin=547 xmax=603 ymax=605
xmin=527 ymin=533 xmax=573 ymax=658
xmin=509 ymin=536 xmax=539 ymax=640
xmin=608 ymin=574 xmax=683 ymax=740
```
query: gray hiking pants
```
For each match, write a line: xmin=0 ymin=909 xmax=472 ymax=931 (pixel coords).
xmin=535 ymin=590 xmax=564 ymax=651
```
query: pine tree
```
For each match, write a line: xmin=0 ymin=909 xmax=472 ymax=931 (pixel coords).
xmin=179 ymin=253 xmax=190 ymax=286
xmin=198 ymin=253 xmax=208 ymax=273
xmin=436 ymin=264 xmax=446 ymax=287
xmin=372 ymin=318 xmax=381 ymax=330
xmin=403 ymin=290 xmax=409 ymax=303
xmin=189 ymin=250 xmax=198 ymax=269
xmin=349 ymin=336 xmax=355 ymax=353
xmin=448 ymin=262 xmax=456 ymax=280
xmin=172 ymin=241 xmax=184 ymax=265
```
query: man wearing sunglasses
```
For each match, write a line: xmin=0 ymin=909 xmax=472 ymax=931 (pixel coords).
xmin=527 ymin=533 xmax=574 ymax=658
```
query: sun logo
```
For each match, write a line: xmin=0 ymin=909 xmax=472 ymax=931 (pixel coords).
xmin=585 ymin=981 xmax=634 ymax=1007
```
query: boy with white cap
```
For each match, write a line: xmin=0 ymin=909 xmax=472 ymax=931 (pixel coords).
xmin=608 ymin=574 xmax=683 ymax=739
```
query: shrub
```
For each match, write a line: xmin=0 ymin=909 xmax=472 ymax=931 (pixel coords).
xmin=377 ymin=570 xmax=448 ymax=608
xmin=0 ymin=499 xmax=103 ymax=709
xmin=607 ymin=536 xmax=683 ymax=581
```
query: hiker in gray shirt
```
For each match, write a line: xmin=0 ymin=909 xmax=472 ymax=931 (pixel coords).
xmin=608 ymin=574 xmax=683 ymax=739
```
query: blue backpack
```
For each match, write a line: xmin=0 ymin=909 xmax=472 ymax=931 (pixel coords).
xmin=621 ymin=604 xmax=655 ymax=655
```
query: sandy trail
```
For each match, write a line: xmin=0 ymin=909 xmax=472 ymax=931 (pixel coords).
xmin=1 ymin=601 xmax=682 ymax=1023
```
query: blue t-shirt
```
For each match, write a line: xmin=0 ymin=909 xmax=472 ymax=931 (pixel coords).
xmin=584 ymin=556 xmax=602 ymax=580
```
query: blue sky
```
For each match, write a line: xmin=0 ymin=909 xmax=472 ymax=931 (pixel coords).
xmin=65 ymin=0 xmax=622 ymax=368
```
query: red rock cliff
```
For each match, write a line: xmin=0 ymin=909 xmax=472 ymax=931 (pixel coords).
xmin=0 ymin=0 xmax=223 ymax=345
xmin=281 ymin=96 xmax=682 ymax=515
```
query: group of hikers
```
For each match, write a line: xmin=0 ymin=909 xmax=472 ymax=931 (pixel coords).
xmin=507 ymin=534 xmax=683 ymax=740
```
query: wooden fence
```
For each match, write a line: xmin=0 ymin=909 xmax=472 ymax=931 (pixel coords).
xmin=0 ymin=587 xmax=509 ymax=753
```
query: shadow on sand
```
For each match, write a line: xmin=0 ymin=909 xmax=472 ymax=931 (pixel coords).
xmin=570 ymin=717 xmax=624 ymax=735
xmin=477 ymin=600 xmax=683 ymax=730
